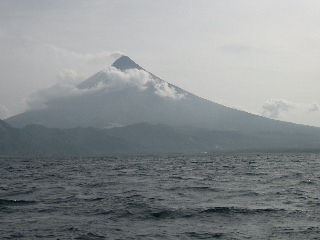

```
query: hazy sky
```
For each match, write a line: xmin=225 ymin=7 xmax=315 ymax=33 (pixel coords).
xmin=1 ymin=0 xmax=320 ymax=127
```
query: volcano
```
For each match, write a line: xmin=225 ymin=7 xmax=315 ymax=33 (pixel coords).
xmin=5 ymin=56 xmax=320 ymax=139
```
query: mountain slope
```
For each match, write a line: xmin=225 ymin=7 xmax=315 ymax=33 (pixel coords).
xmin=5 ymin=56 xmax=320 ymax=138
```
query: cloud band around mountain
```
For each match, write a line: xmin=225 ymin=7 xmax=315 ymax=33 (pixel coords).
xmin=25 ymin=67 xmax=187 ymax=110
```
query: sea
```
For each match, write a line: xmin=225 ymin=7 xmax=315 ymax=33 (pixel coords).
xmin=1 ymin=153 xmax=320 ymax=239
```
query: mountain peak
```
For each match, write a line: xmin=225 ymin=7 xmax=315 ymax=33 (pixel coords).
xmin=112 ymin=56 xmax=143 ymax=71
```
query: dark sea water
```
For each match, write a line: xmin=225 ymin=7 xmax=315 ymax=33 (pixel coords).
xmin=1 ymin=153 xmax=320 ymax=239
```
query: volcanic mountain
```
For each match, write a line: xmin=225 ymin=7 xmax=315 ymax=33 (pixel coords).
xmin=5 ymin=56 xmax=320 ymax=139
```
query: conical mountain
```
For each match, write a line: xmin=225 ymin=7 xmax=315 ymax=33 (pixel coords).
xmin=5 ymin=56 xmax=320 ymax=139
xmin=77 ymin=56 xmax=144 ymax=90
xmin=112 ymin=55 xmax=144 ymax=70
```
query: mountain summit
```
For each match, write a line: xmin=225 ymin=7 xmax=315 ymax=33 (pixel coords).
xmin=112 ymin=55 xmax=143 ymax=71
xmin=5 ymin=56 xmax=320 ymax=141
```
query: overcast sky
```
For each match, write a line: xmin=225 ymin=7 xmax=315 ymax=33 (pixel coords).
xmin=1 ymin=0 xmax=320 ymax=127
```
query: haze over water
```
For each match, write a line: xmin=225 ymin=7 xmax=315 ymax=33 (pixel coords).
xmin=1 ymin=153 xmax=320 ymax=239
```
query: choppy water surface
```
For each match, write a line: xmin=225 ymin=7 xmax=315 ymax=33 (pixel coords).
xmin=1 ymin=153 xmax=320 ymax=239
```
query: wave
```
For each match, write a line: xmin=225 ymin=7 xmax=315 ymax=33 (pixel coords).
xmin=2 ymin=154 xmax=318 ymax=239
xmin=150 ymin=206 xmax=285 ymax=219
xmin=199 ymin=206 xmax=285 ymax=214
xmin=186 ymin=231 xmax=224 ymax=239
xmin=167 ymin=186 xmax=221 ymax=192
xmin=0 ymin=199 xmax=36 ymax=206
xmin=74 ymin=232 xmax=106 ymax=239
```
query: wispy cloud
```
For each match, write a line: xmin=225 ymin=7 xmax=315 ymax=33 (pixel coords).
xmin=26 ymin=82 xmax=85 ymax=110
xmin=100 ymin=67 xmax=153 ymax=92
xmin=154 ymin=82 xmax=186 ymax=100
xmin=26 ymin=67 xmax=187 ymax=110
xmin=221 ymin=43 xmax=272 ymax=56
xmin=221 ymin=44 xmax=255 ymax=54
xmin=262 ymin=99 xmax=294 ymax=118
xmin=262 ymin=99 xmax=319 ymax=118
xmin=44 ymin=44 xmax=124 ymax=65
xmin=57 ymin=69 xmax=87 ymax=84
xmin=100 ymin=67 xmax=187 ymax=99
xmin=308 ymin=103 xmax=320 ymax=112
xmin=0 ymin=105 xmax=11 ymax=119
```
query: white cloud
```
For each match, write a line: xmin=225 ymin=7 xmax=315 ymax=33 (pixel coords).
xmin=44 ymin=44 xmax=124 ymax=65
xmin=95 ymin=67 xmax=187 ymax=99
xmin=0 ymin=105 xmax=11 ymax=119
xmin=25 ymin=67 xmax=186 ymax=110
xmin=26 ymin=82 xmax=84 ymax=110
xmin=262 ymin=99 xmax=319 ymax=119
xmin=97 ymin=67 xmax=187 ymax=100
xmin=86 ymin=52 xmax=124 ymax=65
xmin=100 ymin=67 xmax=152 ymax=92
xmin=57 ymin=69 xmax=87 ymax=84
xmin=308 ymin=103 xmax=320 ymax=112
xmin=262 ymin=99 xmax=294 ymax=118
xmin=154 ymin=81 xmax=186 ymax=100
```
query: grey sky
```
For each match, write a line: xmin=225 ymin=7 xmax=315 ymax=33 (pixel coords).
xmin=1 ymin=0 xmax=320 ymax=126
